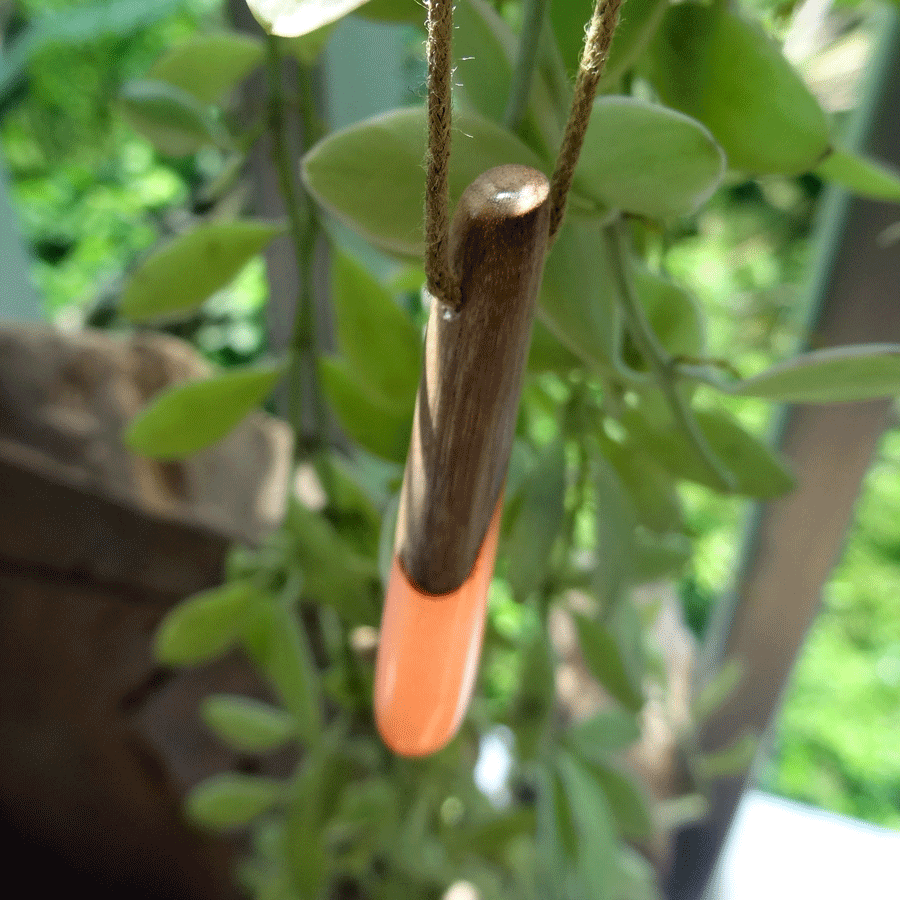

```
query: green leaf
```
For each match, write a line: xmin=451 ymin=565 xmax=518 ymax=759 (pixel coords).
xmin=155 ymin=582 xmax=257 ymax=666
xmin=573 ymin=613 xmax=643 ymax=712
xmin=302 ymin=106 xmax=545 ymax=257
xmin=286 ymin=22 xmax=337 ymax=63
xmin=622 ymin=406 xmax=796 ymax=498
xmin=625 ymin=267 xmax=707 ymax=369
xmin=319 ymin=356 xmax=412 ymax=464
xmin=118 ymin=79 xmax=229 ymax=157
xmin=573 ymin=754 xmax=654 ymax=840
xmin=649 ymin=6 xmax=829 ymax=175
xmin=358 ymin=0 xmax=424 ymax=23
xmin=551 ymin=0 xmax=667 ymax=83
xmin=284 ymin=753 xmax=353 ymax=897
xmin=592 ymin=454 xmax=637 ymax=614
xmin=656 ymin=794 xmax=710 ymax=831
xmin=149 ymin=32 xmax=265 ymax=104
xmin=0 ymin=0 xmax=182 ymax=104
xmin=611 ymin=845 xmax=662 ymax=900
xmin=283 ymin=499 xmax=380 ymax=624
xmin=573 ymin=97 xmax=725 ymax=219
xmin=538 ymin=219 xmax=620 ymax=376
xmin=125 ymin=363 xmax=285 ymax=459
xmin=556 ymin=752 xmax=617 ymax=900
xmin=696 ymin=733 xmax=758 ymax=780
xmin=608 ymin=598 xmax=646 ymax=695
xmin=449 ymin=808 xmax=536 ymax=862
xmin=201 ymin=695 xmax=296 ymax=752
xmin=512 ymin=633 xmax=557 ymax=760
xmin=454 ymin=0 xmax=561 ymax=158
xmin=247 ymin=601 xmax=323 ymax=737
xmin=601 ymin=437 xmax=683 ymax=534
xmin=121 ymin=220 xmax=282 ymax=321
xmin=536 ymin=764 xmax=580 ymax=899
xmin=693 ymin=658 xmax=743 ymax=723
xmin=527 ymin=321 xmax=583 ymax=373
xmin=631 ymin=530 xmax=692 ymax=584
xmin=567 ymin=709 xmax=641 ymax=755
xmin=728 ymin=344 xmax=900 ymax=403
xmin=507 ymin=441 xmax=567 ymax=602
xmin=186 ymin=773 xmax=281 ymax=830
xmin=247 ymin=0 xmax=373 ymax=36
xmin=331 ymin=253 xmax=422 ymax=407
xmin=817 ymin=148 xmax=900 ymax=202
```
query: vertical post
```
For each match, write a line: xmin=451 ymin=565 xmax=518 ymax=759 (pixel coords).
xmin=665 ymin=10 xmax=900 ymax=899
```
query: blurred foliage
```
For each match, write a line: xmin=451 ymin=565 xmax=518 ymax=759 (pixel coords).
xmin=1 ymin=2 xmax=899 ymax=895
xmin=0 ymin=0 xmax=268 ymax=366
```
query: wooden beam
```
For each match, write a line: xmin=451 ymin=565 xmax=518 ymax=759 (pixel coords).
xmin=665 ymin=11 xmax=900 ymax=898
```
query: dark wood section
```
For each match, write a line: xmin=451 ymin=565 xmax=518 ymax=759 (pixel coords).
xmin=397 ymin=165 xmax=551 ymax=594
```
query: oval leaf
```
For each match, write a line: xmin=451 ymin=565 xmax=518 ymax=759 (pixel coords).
xmin=358 ymin=0 xmax=425 ymax=24
xmin=622 ymin=406 xmax=796 ymax=498
xmin=118 ymin=79 xmax=228 ymax=157
xmin=283 ymin=499 xmax=380 ymax=624
xmin=247 ymin=602 xmax=323 ymax=738
xmin=593 ymin=454 xmax=637 ymax=614
xmin=728 ymin=344 xmax=900 ymax=403
xmin=302 ymin=106 xmax=545 ymax=257
xmin=693 ymin=658 xmax=743 ymax=723
xmin=332 ymin=253 xmax=421 ymax=406
xmin=556 ymin=752 xmax=617 ymax=900
xmin=573 ymin=754 xmax=654 ymax=840
xmin=126 ymin=363 xmax=285 ymax=459
xmin=507 ymin=441 xmax=567 ymax=602
xmin=149 ymin=32 xmax=265 ymax=104
xmin=527 ymin=320 xmax=583 ymax=373
xmin=319 ymin=356 xmax=412 ymax=463
xmin=632 ymin=529 xmax=692 ymax=584
xmin=649 ymin=6 xmax=829 ymax=175
xmin=817 ymin=148 xmax=900 ymax=202
xmin=573 ymin=97 xmax=725 ymax=219
xmin=551 ymin=0 xmax=667 ymax=82
xmin=621 ymin=267 xmax=707 ymax=373
xmin=201 ymin=695 xmax=295 ymax=752
xmin=454 ymin=0 xmax=561 ymax=158
xmin=567 ymin=709 xmax=642 ymax=755
xmin=538 ymin=219 xmax=621 ymax=375
xmin=121 ymin=220 xmax=283 ymax=321
xmin=248 ymin=0 xmax=372 ymax=36
xmin=186 ymin=773 xmax=281 ymax=830
xmin=536 ymin=765 xmax=580 ymax=894
xmin=573 ymin=613 xmax=643 ymax=712
xmin=600 ymin=437 xmax=683 ymax=534
xmin=155 ymin=581 xmax=257 ymax=666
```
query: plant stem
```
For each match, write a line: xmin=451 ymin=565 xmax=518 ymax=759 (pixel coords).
xmin=504 ymin=0 xmax=548 ymax=132
xmin=265 ymin=34 xmax=328 ymax=461
xmin=603 ymin=220 xmax=736 ymax=493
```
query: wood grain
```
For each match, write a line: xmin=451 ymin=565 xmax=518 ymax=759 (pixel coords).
xmin=396 ymin=164 xmax=551 ymax=594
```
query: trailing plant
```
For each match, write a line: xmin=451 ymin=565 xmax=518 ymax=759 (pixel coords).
xmin=117 ymin=1 xmax=900 ymax=898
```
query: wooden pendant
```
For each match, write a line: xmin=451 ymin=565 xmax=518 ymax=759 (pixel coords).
xmin=375 ymin=164 xmax=551 ymax=757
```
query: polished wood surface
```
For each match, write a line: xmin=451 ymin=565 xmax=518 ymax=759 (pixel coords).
xmin=396 ymin=164 xmax=551 ymax=595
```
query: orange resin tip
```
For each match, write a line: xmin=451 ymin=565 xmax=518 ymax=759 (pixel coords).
xmin=374 ymin=498 xmax=503 ymax=757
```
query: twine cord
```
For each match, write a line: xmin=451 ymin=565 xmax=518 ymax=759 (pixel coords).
xmin=424 ymin=0 xmax=623 ymax=301
xmin=548 ymin=0 xmax=623 ymax=241
xmin=425 ymin=0 xmax=460 ymax=311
